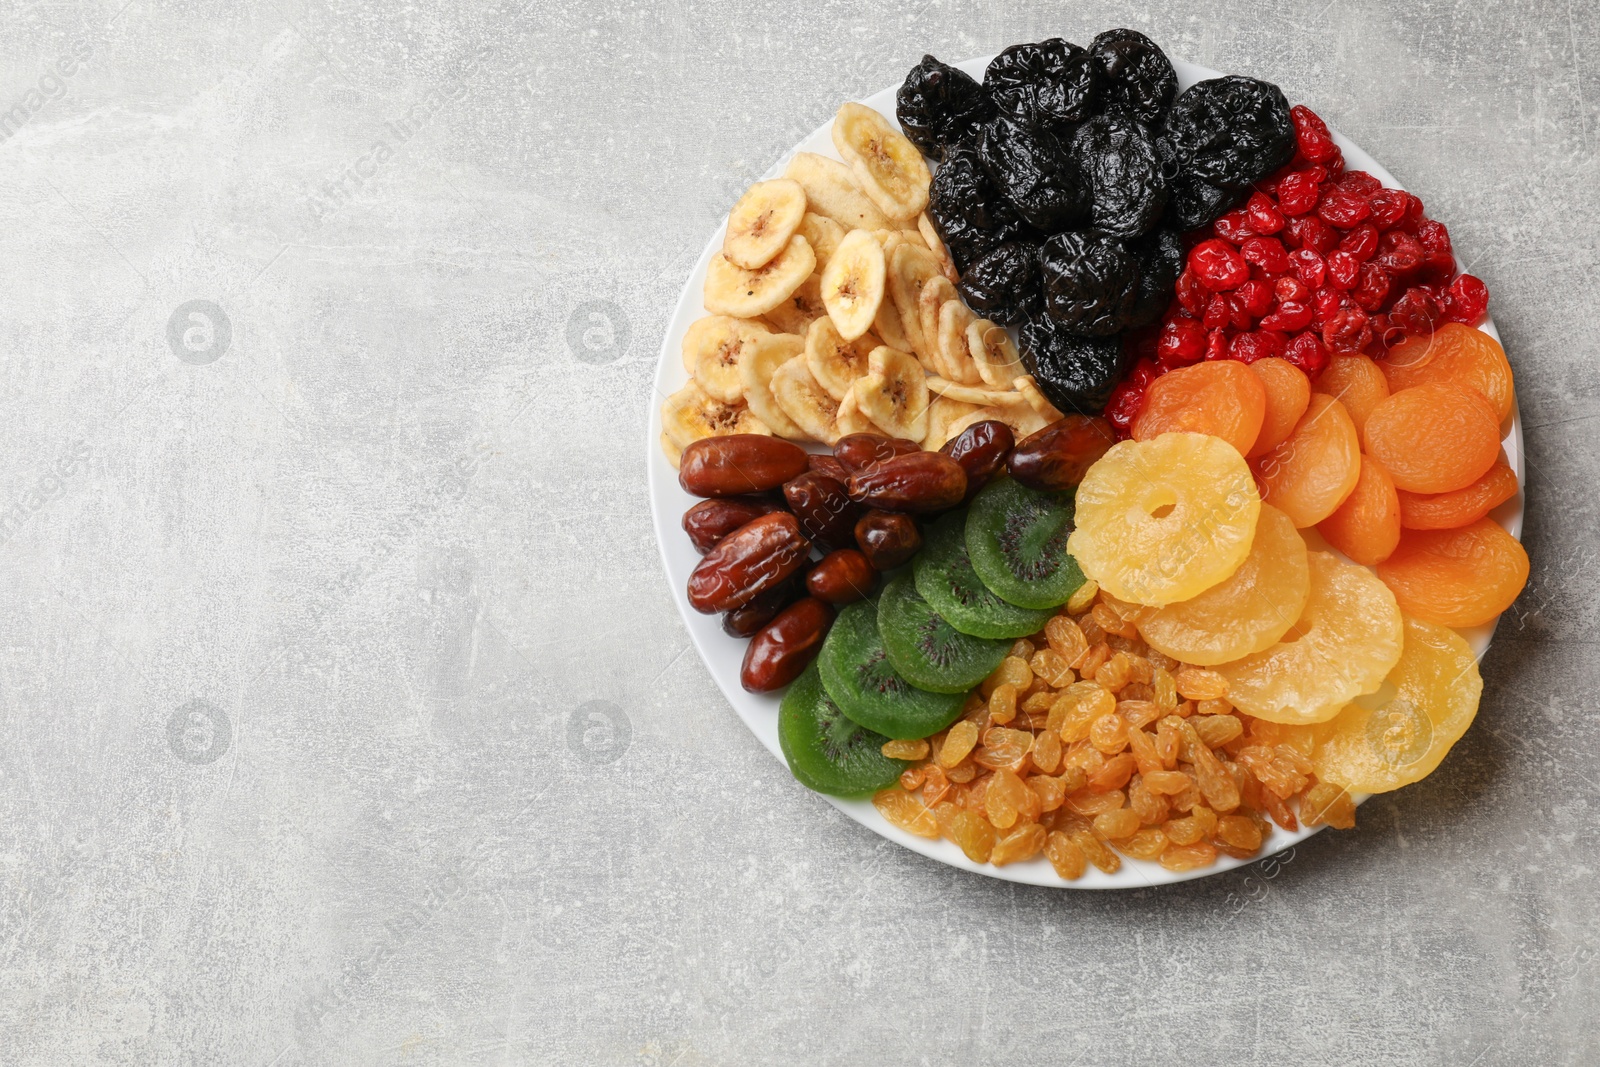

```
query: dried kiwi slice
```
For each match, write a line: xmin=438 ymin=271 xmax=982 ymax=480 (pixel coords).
xmin=914 ymin=512 xmax=1056 ymax=639
xmin=779 ymin=662 xmax=910 ymax=797
xmin=965 ymin=476 xmax=1087 ymax=609
xmin=878 ymin=574 xmax=1009 ymax=694
xmin=818 ymin=599 xmax=967 ymax=739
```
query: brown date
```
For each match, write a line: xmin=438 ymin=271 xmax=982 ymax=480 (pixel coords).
xmin=687 ymin=512 xmax=811 ymax=614
xmin=1009 ymin=415 xmax=1115 ymax=491
xmin=940 ymin=419 xmax=1014 ymax=499
xmin=807 ymin=453 xmax=852 ymax=483
xmin=683 ymin=496 xmax=780 ymax=554
xmin=833 ymin=432 xmax=921 ymax=472
xmin=805 ymin=548 xmax=876 ymax=605
xmin=722 ymin=578 xmax=800 ymax=637
xmin=846 ymin=452 xmax=966 ymax=513
xmin=782 ymin=472 xmax=860 ymax=549
xmin=740 ymin=597 xmax=834 ymax=693
xmin=854 ymin=510 xmax=922 ymax=571
xmin=678 ymin=434 xmax=808 ymax=497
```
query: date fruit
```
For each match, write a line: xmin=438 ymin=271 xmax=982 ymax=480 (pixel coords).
xmin=940 ymin=419 xmax=1014 ymax=499
xmin=834 ymin=432 xmax=922 ymax=472
xmin=783 ymin=472 xmax=859 ymax=549
xmin=740 ymin=597 xmax=834 ymax=693
xmin=687 ymin=512 xmax=811 ymax=614
xmin=1008 ymin=414 xmax=1115 ymax=490
xmin=722 ymin=578 xmax=800 ymax=637
xmin=854 ymin=510 xmax=923 ymax=570
xmin=807 ymin=453 xmax=852 ymax=483
xmin=846 ymin=452 xmax=967 ymax=513
xmin=679 ymin=434 xmax=809 ymax=497
xmin=683 ymin=496 xmax=780 ymax=554
xmin=806 ymin=549 xmax=876 ymax=605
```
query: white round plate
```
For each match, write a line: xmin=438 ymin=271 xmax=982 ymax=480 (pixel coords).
xmin=647 ymin=55 xmax=1525 ymax=888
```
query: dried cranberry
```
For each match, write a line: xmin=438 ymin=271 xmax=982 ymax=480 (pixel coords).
xmin=1276 ymin=167 xmax=1325 ymax=216
xmin=1211 ymin=209 xmax=1254 ymax=245
xmin=1175 ymin=268 xmax=1207 ymax=316
xmin=1158 ymin=317 xmax=1206 ymax=365
xmin=1376 ymin=230 xmax=1424 ymax=276
xmin=1203 ymin=292 xmax=1231 ymax=329
xmin=1389 ymin=286 xmax=1443 ymax=336
xmin=1317 ymin=189 xmax=1371 ymax=229
xmin=1285 ymin=330 xmax=1327 ymax=376
xmin=1239 ymin=236 xmax=1289 ymax=275
xmin=1245 ymin=191 xmax=1284 ymax=234
xmin=1204 ymin=328 xmax=1229 ymax=362
xmin=1258 ymin=300 xmax=1312 ymax=333
xmin=1322 ymin=306 xmax=1371 ymax=353
xmin=1232 ymin=278 xmax=1274 ymax=318
xmin=1322 ymin=146 xmax=1345 ymax=178
xmin=1286 ymin=215 xmax=1338 ymax=254
xmin=1416 ymin=219 xmax=1452 ymax=256
xmin=1230 ymin=329 xmax=1287 ymax=363
xmin=1403 ymin=192 xmax=1426 ymax=228
xmin=1274 ymin=276 xmax=1309 ymax=304
xmin=1444 ymin=273 xmax=1489 ymax=324
xmin=1339 ymin=224 xmax=1379 ymax=262
xmin=1291 ymin=248 xmax=1327 ymax=290
xmin=1415 ymin=250 xmax=1455 ymax=286
xmin=1104 ymin=357 xmax=1159 ymax=438
xmin=1189 ymin=238 xmax=1250 ymax=291
xmin=1326 ymin=250 xmax=1361 ymax=290
xmin=1290 ymin=105 xmax=1337 ymax=163
xmin=1368 ymin=313 xmax=1404 ymax=352
xmin=1352 ymin=262 xmax=1391 ymax=312
xmin=1312 ymin=287 xmax=1345 ymax=328
xmin=1336 ymin=171 xmax=1382 ymax=197
xmin=1367 ymin=187 xmax=1409 ymax=229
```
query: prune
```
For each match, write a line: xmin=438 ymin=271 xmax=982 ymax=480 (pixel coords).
xmin=979 ymin=117 xmax=1089 ymax=233
xmin=1089 ymin=29 xmax=1179 ymax=126
xmin=896 ymin=55 xmax=994 ymax=161
xmin=1127 ymin=228 xmax=1184 ymax=327
xmin=1072 ymin=108 xmax=1168 ymax=238
xmin=1160 ymin=76 xmax=1295 ymax=191
xmin=1163 ymin=175 xmax=1242 ymax=231
xmin=955 ymin=241 xmax=1041 ymax=326
xmin=983 ymin=39 xmax=1100 ymax=133
xmin=1038 ymin=231 xmax=1140 ymax=336
xmin=928 ymin=140 xmax=1033 ymax=273
xmin=1019 ymin=313 xmax=1128 ymax=413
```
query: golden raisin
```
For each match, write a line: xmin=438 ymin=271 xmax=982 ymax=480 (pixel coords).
xmin=1159 ymin=842 xmax=1218 ymax=871
xmin=1030 ymin=648 xmax=1075 ymax=688
xmin=938 ymin=721 xmax=979 ymax=768
xmin=1302 ymin=781 xmax=1357 ymax=829
xmin=1093 ymin=808 xmax=1141 ymax=840
xmin=882 ymin=738 xmax=930 ymax=760
xmin=1175 ymin=668 xmax=1229 ymax=701
xmin=1030 ymin=730 xmax=1063 ymax=774
xmin=1027 ymin=773 xmax=1067 ymax=812
xmin=992 ymin=822 xmax=1047 ymax=866
xmin=1116 ymin=827 xmax=1169 ymax=860
xmin=1193 ymin=715 xmax=1243 ymax=749
xmin=1216 ymin=814 xmax=1263 ymax=851
xmin=1066 ymin=580 xmax=1100 ymax=614
xmin=1045 ymin=830 xmax=1088 ymax=879
xmin=948 ymin=810 xmax=996 ymax=862
xmin=985 ymin=768 xmax=1029 ymax=830
xmin=1070 ymin=829 xmax=1122 ymax=873
xmin=873 ymin=789 xmax=940 ymax=838
xmin=987 ymin=683 xmax=1018 ymax=725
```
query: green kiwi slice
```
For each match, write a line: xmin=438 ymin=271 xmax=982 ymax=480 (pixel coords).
xmin=965 ymin=476 xmax=1087 ymax=610
xmin=818 ymin=600 xmax=967 ymax=740
xmin=877 ymin=574 xmax=1009 ymax=694
xmin=779 ymin=662 xmax=909 ymax=797
xmin=914 ymin=512 xmax=1057 ymax=639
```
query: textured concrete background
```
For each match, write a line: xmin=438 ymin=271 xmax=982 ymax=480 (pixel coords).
xmin=0 ymin=0 xmax=1593 ymax=1063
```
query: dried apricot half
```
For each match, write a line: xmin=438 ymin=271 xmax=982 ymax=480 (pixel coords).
xmin=1313 ymin=354 xmax=1389 ymax=438
xmin=1132 ymin=360 xmax=1266 ymax=458
xmin=1136 ymin=504 xmax=1310 ymax=666
xmin=1318 ymin=455 xmax=1401 ymax=566
xmin=1397 ymin=455 xmax=1519 ymax=530
xmin=1363 ymin=382 xmax=1500 ymax=494
xmin=1213 ymin=551 xmax=1403 ymax=725
xmin=1375 ymin=518 xmax=1529 ymax=628
xmin=1252 ymin=393 xmax=1361 ymax=528
xmin=1069 ymin=432 xmax=1261 ymax=608
xmin=1246 ymin=357 xmax=1311 ymax=459
xmin=1382 ymin=323 xmax=1514 ymax=423
xmin=1311 ymin=616 xmax=1482 ymax=793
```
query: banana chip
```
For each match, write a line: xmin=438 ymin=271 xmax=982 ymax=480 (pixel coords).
xmin=783 ymin=152 xmax=893 ymax=231
xmin=1015 ymin=374 xmax=1067 ymax=422
xmin=724 ymin=179 xmax=807 ymax=270
xmin=771 ymin=354 xmax=842 ymax=445
xmin=836 ymin=382 xmax=882 ymax=437
xmin=944 ymin=399 xmax=1051 ymax=442
xmin=923 ymin=394 xmax=982 ymax=452
xmin=918 ymin=213 xmax=958 ymax=282
xmin=762 ymin=272 xmax=827 ymax=336
xmin=704 ymin=235 xmax=815 ymax=318
xmin=855 ymin=346 xmax=929 ymax=444
xmin=820 ymin=229 xmax=886 ymax=341
xmin=661 ymin=381 xmax=772 ymax=450
xmin=831 ymin=102 xmax=931 ymax=222
xmin=917 ymin=276 xmax=959 ymax=376
xmin=805 ymin=316 xmax=876 ymax=402
xmin=683 ymin=315 xmax=771 ymax=403
xmin=924 ymin=376 xmax=1021 ymax=406
xmin=936 ymin=300 xmax=983 ymax=385
xmin=798 ymin=212 xmax=846 ymax=267
xmin=660 ymin=432 xmax=683 ymax=470
xmin=966 ymin=318 xmax=1026 ymax=389
xmin=888 ymin=243 xmax=943 ymax=368
xmin=741 ymin=333 xmax=809 ymax=440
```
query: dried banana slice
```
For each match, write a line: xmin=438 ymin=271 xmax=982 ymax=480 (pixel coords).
xmin=923 ymin=394 xmax=982 ymax=451
xmin=936 ymin=299 xmax=982 ymax=385
xmin=724 ymin=178 xmax=807 ymax=270
xmin=855 ymin=346 xmax=930 ymax=444
xmin=798 ymin=212 xmax=846 ymax=267
xmin=944 ymin=399 xmax=1051 ymax=442
xmin=873 ymin=292 xmax=912 ymax=353
xmin=917 ymin=275 xmax=959 ymax=376
xmin=660 ymin=432 xmax=683 ymax=469
xmin=919 ymin=213 xmax=958 ymax=282
xmin=820 ymin=229 xmax=887 ymax=341
xmin=682 ymin=315 xmax=771 ymax=403
xmin=831 ymin=102 xmax=931 ymax=222
xmin=704 ymin=235 xmax=815 ymax=319
xmin=762 ymin=273 xmax=827 ymax=336
xmin=925 ymin=376 xmax=1022 ymax=406
xmin=966 ymin=318 xmax=1026 ymax=389
xmin=888 ymin=243 xmax=943 ymax=367
xmin=836 ymin=383 xmax=883 ymax=436
xmin=741 ymin=333 xmax=809 ymax=440
xmin=1015 ymin=374 xmax=1066 ymax=421
xmin=783 ymin=152 xmax=893 ymax=231
xmin=661 ymin=381 xmax=771 ymax=450
xmin=806 ymin=316 xmax=876 ymax=402
xmin=771 ymin=354 xmax=842 ymax=445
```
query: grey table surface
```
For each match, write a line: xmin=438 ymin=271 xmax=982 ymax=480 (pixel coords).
xmin=0 ymin=0 xmax=1594 ymax=1063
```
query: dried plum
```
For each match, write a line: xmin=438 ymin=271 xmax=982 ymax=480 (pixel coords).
xmin=956 ymin=242 xmax=1041 ymax=326
xmin=1164 ymin=175 xmax=1242 ymax=231
xmin=1072 ymin=108 xmax=1168 ymax=238
xmin=928 ymin=140 xmax=1033 ymax=273
xmin=1019 ymin=314 xmax=1128 ymax=413
xmin=1088 ymin=29 xmax=1178 ymax=125
xmin=978 ymin=117 xmax=1089 ymax=233
xmin=1160 ymin=75 xmax=1295 ymax=191
xmin=983 ymin=39 xmax=1100 ymax=133
xmin=896 ymin=55 xmax=995 ymax=161
xmin=1038 ymin=230 xmax=1139 ymax=336
xmin=1127 ymin=228 xmax=1183 ymax=327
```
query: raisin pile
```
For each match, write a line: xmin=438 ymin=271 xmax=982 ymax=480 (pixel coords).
xmin=899 ymin=32 xmax=1294 ymax=416
xmin=1104 ymin=103 xmax=1490 ymax=437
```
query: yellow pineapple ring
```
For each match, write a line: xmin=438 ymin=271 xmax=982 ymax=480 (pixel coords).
xmin=1135 ymin=504 xmax=1310 ymax=666
xmin=1310 ymin=617 xmax=1482 ymax=793
xmin=1214 ymin=552 xmax=1403 ymax=724
xmin=1067 ymin=432 xmax=1260 ymax=607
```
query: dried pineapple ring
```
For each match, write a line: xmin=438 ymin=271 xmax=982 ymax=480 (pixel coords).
xmin=1214 ymin=552 xmax=1403 ymax=725
xmin=1067 ymin=432 xmax=1261 ymax=607
xmin=1136 ymin=504 xmax=1310 ymax=666
xmin=1310 ymin=616 xmax=1482 ymax=793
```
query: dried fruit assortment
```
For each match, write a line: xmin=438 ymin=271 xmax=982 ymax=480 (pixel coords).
xmin=663 ymin=31 xmax=1526 ymax=882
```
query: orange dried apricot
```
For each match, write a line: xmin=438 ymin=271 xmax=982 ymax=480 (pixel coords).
xmin=1252 ymin=393 xmax=1361 ymax=528
xmin=1313 ymin=354 xmax=1389 ymax=438
xmin=1375 ymin=518 xmax=1529 ymax=627
xmin=1382 ymin=323 xmax=1514 ymax=423
xmin=1317 ymin=455 xmax=1401 ymax=566
xmin=1132 ymin=360 xmax=1266 ymax=458
xmin=1397 ymin=455 xmax=1519 ymax=530
xmin=1246 ymin=357 xmax=1311 ymax=458
xmin=1362 ymin=383 xmax=1500 ymax=494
